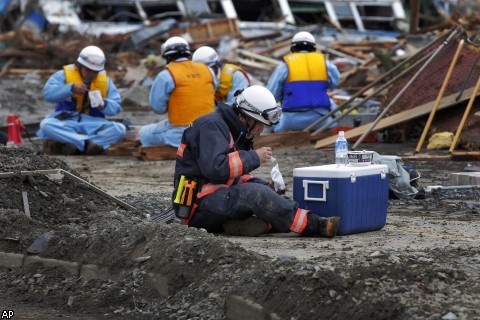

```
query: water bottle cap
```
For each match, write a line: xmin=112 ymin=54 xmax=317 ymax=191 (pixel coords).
xmin=339 ymin=131 xmax=345 ymax=136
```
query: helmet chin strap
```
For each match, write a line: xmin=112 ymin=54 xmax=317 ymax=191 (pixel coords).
xmin=245 ymin=117 xmax=257 ymax=140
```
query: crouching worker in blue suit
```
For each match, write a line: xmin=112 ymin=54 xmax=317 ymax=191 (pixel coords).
xmin=267 ymin=31 xmax=340 ymax=133
xmin=37 ymin=45 xmax=126 ymax=155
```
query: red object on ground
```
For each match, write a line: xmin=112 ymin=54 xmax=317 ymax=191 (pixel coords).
xmin=7 ymin=115 xmax=26 ymax=144
xmin=331 ymin=126 xmax=376 ymax=143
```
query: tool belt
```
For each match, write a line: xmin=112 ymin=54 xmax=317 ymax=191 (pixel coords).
xmin=173 ymin=175 xmax=202 ymax=219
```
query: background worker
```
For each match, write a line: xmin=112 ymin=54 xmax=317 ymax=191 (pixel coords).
xmin=267 ymin=31 xmax=341 ymax=132
xmin=192 ymin=46 xmax=250 ymax=104
xmin=139 ymin=37 xmax=215 ymax=147
xmin=38 ymin=45 xmax=126 ymax=155
xmin=173 ymin=85 xmax=340 ymax=237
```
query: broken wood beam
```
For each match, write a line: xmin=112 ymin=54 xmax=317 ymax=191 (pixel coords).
xmin=451 ymin=151 xmax=480 ymax=161
xmin=236 ymin=49 xmax=282 ymax=66
xmin=314 ymin=86 xmax=479 ymax=149
xmin=255 ymin=131 xmax=328 ymax=149
xmin=133 ymin=145 xmax=177 ymax=161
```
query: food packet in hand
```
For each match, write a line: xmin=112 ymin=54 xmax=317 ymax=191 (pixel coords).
xmin=271 ymin=164 xmax=285 ymax=192
xmin=89 ymin=90 xmax=103 ymax=108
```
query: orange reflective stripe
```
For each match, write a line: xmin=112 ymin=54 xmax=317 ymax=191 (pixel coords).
xmin=228 ymin=151 xmax=243 ymax=179
xmin=239 ymin=174 xmax=253 ymax=183
xmin=197 ymin=183 xmax=228 ymax=198
xmin=290 ymin=209 xmax=309 ymax=234
xmin=177 ymin=143 xmax=186 ymax=157
xmin=183 ymin=203 xmax=198 ymax=225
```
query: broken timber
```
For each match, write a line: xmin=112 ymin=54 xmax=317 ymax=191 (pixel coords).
xmin=314 ymin=86 xmax=479 ymax=149
xmin=133 ymin=145 xmax=177 ymax=161
xmin=255 ymin=131 xmax=328 ymax=149
xmin=451 ymin=152 xmax=480 ymax=161
xmin=169 ymin=18 xmax=240 ymax=45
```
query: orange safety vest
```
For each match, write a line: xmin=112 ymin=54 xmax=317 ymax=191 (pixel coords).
xmin=216 ymin=63 xmax=250 ymax=102
xmin=63 ymin=64 xmax=108 ymax=114
xmin=166 ymin=61 xmax=215 ymax=126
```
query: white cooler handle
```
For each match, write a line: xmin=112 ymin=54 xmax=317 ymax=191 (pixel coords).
xmin=302 ymin=180 xmax=329 ymax=202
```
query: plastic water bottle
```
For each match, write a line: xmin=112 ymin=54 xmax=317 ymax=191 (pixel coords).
xmin=335 ymin=131 xmax=349 ymax=165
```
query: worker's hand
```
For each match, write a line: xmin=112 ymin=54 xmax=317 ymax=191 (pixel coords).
xmin=256 ymin=147 xmax=272 ymax=163
xmin=71 ymin=83 xmax=88 ymax=95
xmin=268 ymin=180 xmax=287 ymax=195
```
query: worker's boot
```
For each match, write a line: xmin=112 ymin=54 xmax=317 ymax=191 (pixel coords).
xmin=85 ymin=140 xmax=104 ymax=155
xmin=223 ymin=216 xmax=271 ymax=236
xmin=318 ymin=216 xmax=340 ymax=238
xmin=43 ymin=140 xmax=77 ymax=155
xmin=302 ymin=215 xmax=340 ymax=238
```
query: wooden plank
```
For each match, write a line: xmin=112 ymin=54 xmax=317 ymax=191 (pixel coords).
xmin=174 ymin=18 xmax=240 ymax=42
xmin=314 ymin=87 xmax=478 ymax=149
xmin=133 ymin=145 xmax=177 ymax=161
xmin=402 ymin=154 xmax=451 ymax=161
xmin=255 ymin=131 xmax=328 ymax=148
xmin=236 ymin=49 xmax=282 ymax=66
xmin=451 ymin=151 xmax=480 ymax=161
xmin=107 ymin=140 xmax=140 ymax=156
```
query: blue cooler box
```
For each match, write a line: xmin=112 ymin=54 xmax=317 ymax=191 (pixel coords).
xmin=293 ymin=164 xmax=389 ymax=235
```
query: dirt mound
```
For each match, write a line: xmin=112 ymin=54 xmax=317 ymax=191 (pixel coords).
xmin=1 ymin=145 xmax=479 ymax=319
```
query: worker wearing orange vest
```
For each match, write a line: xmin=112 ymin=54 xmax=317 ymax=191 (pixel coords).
xmin=192 ymin=46 xmax=250 ymax=104
xmin=139 ymin=37 xmax=215 ymax=147
xmin=38 ymin=45 xmax=126 ymax=155
xmin=267 ymin=31 xmax=340 ymax=132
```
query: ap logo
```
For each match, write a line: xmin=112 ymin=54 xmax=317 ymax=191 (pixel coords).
xmin=1 ymin=310 xmax=14 ymax=319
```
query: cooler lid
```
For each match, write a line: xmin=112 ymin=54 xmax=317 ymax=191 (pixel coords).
xmin=293 ymin=164 xmax=388 ymax=178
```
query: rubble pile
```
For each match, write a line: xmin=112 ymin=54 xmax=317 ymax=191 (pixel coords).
xmin=0 ymin=145 xmax=479 ymax=319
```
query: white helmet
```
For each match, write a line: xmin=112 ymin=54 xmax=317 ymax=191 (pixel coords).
xmin=192 ymin=46 xmax=220 ymax=67
xmin=235 ymin=86 xmax=282 ymax=126
xmin=291 ymin=31 xmax=316 ymax=52
xmin=77 ymin=46 xmax=105 ymax=71
xmin=161 ymin=36 xmax=191 ymax=58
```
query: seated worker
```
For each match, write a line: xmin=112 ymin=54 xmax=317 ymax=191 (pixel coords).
xmin=173 ymin=85 xmax=340 ymax=237
xmin=192 ymin=46 xmax=250 ymax=104
xmin=37 ymin=45 xmax=126 ymax=155
xmin=267 ymin=31 xmax=341 ymax=132
xmin=139 ymin=37 xmax=215 ymax=147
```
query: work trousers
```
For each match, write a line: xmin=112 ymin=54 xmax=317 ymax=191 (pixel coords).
xmin=189 ymin=182 xmax=317 ymax=234
xmin=37 ymin=112 xmax=126 ymax=151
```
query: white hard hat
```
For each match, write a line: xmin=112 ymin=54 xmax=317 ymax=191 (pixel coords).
xmin=77 ymin=46 xmax=105 ymax=71
xmin=161 ymin=36 xmax=191 ymax=58
xmin=291 ymin=31 xmax=316 ymax=52
xmin=235 ymin=85 xmax=282 ymax=126
xmin=292 ymin=31 xmax=316 ymax=45
xmin=192 ymin=46 xmax=220 ymax=66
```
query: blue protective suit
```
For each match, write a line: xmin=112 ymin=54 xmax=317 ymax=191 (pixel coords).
xmin=224 ymin=69 xmax=250 ymax=104
xmin=267 ymin=55 xmax=341 ymax=132
xmin=37 ymin=69 xmax=126 ymax=152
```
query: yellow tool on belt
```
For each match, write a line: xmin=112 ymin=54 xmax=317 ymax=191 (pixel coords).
xmin=174 ymin=175 xmax=186 ymax=204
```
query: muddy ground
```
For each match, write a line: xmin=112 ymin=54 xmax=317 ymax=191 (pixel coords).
xmin=0 ymin=74 xmax=479 ymax=319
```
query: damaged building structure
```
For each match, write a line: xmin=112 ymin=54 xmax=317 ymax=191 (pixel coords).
xmin=2 ymin=0 xmax=480 ymax=158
